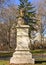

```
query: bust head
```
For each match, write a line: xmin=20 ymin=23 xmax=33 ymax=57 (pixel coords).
xmin=20 ymin=8 xmax=25 ymax=17
xmin=17 ymin=17 xmax=24 ymax=25
xmin=17 ymin=8 xmax=25 ymax=25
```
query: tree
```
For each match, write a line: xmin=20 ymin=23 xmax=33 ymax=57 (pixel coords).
xmin=0 ymin=0 xmax=7 ymax=8
xmin=35 ymin=0 xmax=46 ymax=48
xmin=0 ymin=5 xmax=18 ymax=48
xmin=0 ymin=22 xmax=7 ymax=45
xmin=0 ymin=0 xmax=5 ymax=4
xmin=18 ymin=0 xmax=37 ymax=38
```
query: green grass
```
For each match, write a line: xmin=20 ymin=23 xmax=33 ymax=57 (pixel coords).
xmin=30 ymin=49 xmax=46 ymax=54
xmin=35 ymin=63 xmax=46 ymax=65
xmin=0 ymin=60 xmax=9 ymax=65
xmin=0 ymin=49 xmax=46 ymax=65
xmin=0 ymin=52 xmax=13 ymax=57
xmin=0 ymin=60 xmax=46 ymax=65
xmin=0 ymin=49 xmax=46 ymax=57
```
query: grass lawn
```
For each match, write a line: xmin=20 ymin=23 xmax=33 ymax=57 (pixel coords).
xmin=30 ymin=49 xmax=46 ymax=54
xmin=0 ymin=49 xmax=46 ymax=65
xmin=0 ymin=60 xmax=46 ymax=65
xmin=0 ymin=60 xmax=9 ymax=65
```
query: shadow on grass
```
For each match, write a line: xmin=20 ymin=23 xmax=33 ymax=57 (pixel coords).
xmin=35 ymin=61 xmax=46 ymax=64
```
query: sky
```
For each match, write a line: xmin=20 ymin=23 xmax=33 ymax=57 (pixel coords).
xmin=11 ymin=0 xmax=34 ymax=5
xmin=3 ymin=0 xmax=41 ymax=8
xmin=6 ymin=0 xmax=40 ymax=8
xmin=14 ymin=0 xmax=40 ymax=5
xmin=5 ymin=0 xmax=39 ymax=5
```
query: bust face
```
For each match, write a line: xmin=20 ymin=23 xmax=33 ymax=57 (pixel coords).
xmin=20 ymin=9 xmax=25 ymax=17
xmin=17 ymin=17 xmax=24 ymax=25
xmin=18 ymin=17 xmax=22 ymax=25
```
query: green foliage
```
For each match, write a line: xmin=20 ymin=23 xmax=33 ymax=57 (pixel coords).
xmin=18 ymin=0 xmax=37 ymax=38
xmin=19 ymin=0 xmax=36 ymax=23
xmin=0 ymin=52 xmax=13 ymax=57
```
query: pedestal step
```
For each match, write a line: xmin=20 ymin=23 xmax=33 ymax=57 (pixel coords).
xmin=10 ymin=57 xmax=34 ymax=64
xmin=10 ymin=51 xmax=35 ymax=64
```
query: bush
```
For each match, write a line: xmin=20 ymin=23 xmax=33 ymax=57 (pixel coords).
xmin=29 ymin=41 xmax=46 ymax=50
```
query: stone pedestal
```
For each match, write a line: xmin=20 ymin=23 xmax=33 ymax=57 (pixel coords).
xmin=10 ymin=25 xmax=35 ymax=65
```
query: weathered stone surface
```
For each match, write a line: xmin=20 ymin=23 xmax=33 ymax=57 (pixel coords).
xmin=10 ymin=25 xmax=34 ymax=64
